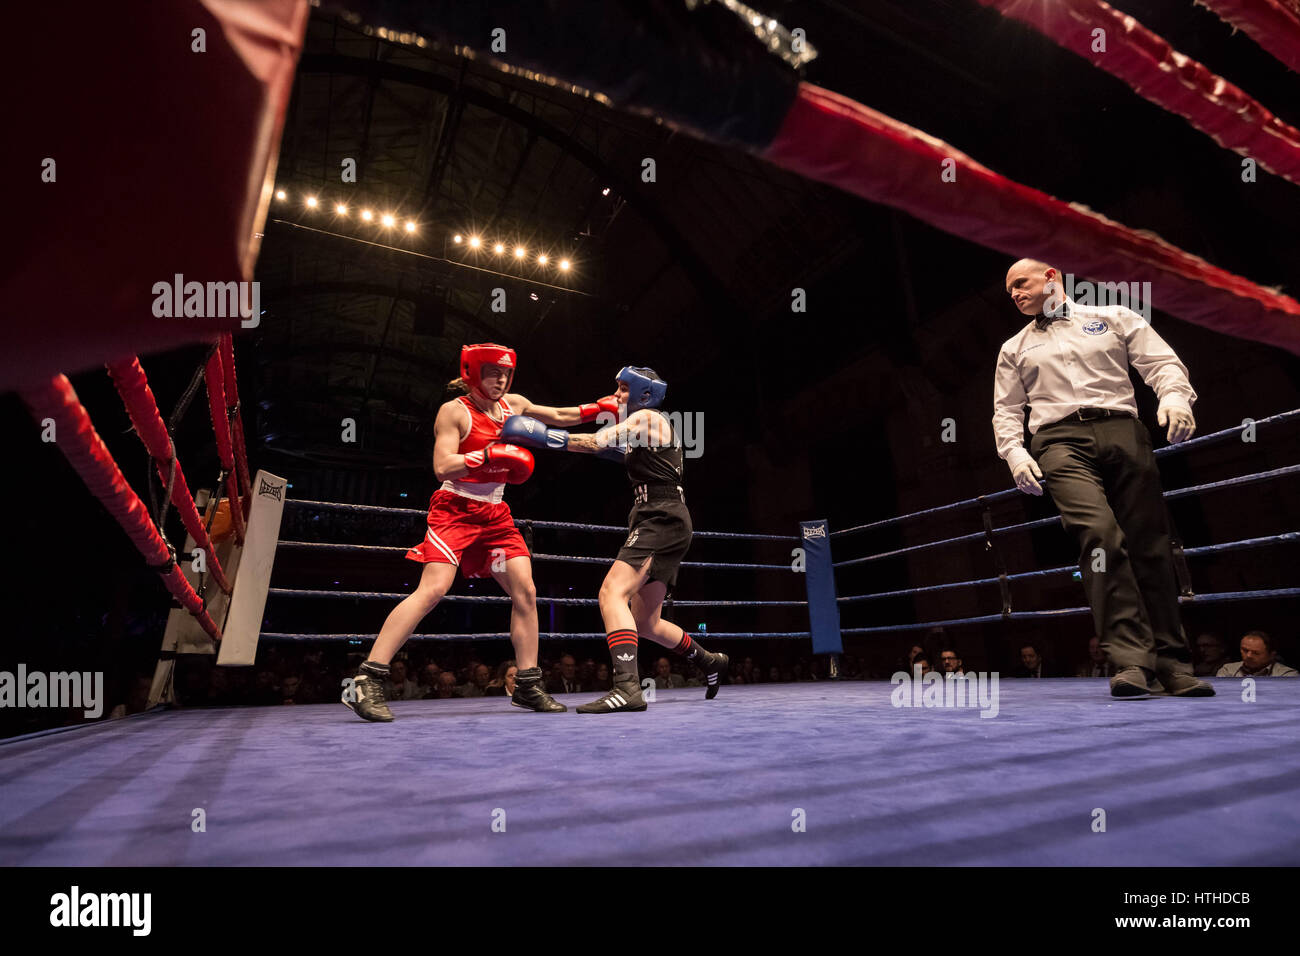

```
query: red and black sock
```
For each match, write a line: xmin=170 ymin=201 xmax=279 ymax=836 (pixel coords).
xmin=607 ymin=628 xmax=639 ymax=681
xmin=673 ymin=632 xmax=709 ymax=662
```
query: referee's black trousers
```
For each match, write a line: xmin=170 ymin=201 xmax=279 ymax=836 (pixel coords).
xmin=1029 ymin=415 xmax=1190 ymax=671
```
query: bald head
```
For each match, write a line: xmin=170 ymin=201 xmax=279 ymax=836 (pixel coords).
xmin=1005 ymin=259 xmax=1063 ymax=316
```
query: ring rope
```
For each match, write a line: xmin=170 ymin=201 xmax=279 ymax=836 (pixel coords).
xmin=281 ymin=498 xmax=795 ymax=540
xmin=765 ymin=83 xmax=1300 ymax=353
xmin=835 ymin=465 xmax=1298 ymax=568
xmin=976 ymin=0 xmax=1300 ymax=186
xmin=219 ymin=334 xmax=252 ymax=501
xmin=833 ymin=408 xmax=1300 ymax=538
xmin=266 ymin=587 xmax=804 ymax=607
xmin=259 ymin=631 xmax=812 ymax=642
xmin=20 ymin=375 xmax=221 ymax=641
xmin=839 ymin=588 xmax=1300 ymax=635
xmin=836 ymin=533 xmax=1298 ymax=603
xmin=274 ymin=539 xmax=793 ymax=570
xmin=1196 ymin=0 xmax=1300 ymax=74
xmin=106 ymin=357 xmax=233 ymax=595
xmin=203 ymin=349 xmax=246 ymax=545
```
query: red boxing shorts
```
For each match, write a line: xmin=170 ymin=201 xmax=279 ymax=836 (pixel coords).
xmin=406 ymin=489 xmax=530 ymax=579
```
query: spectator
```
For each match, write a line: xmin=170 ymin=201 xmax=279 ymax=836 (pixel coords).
xmin=280 ymin=674 xmax=307 ymax=705
xmin=109 ymin=675 xmax=155 ymax=718
xmin=547 ymin=654 xmax=583 ymax=695
xmin=386 ymin=660 xmax=422 ymax=701
xmin=592 ymin=662 xmax=611 ymax=691
xmin=1193 ymin=633 xmax=1228 ymax=677
xmin=578 ymin=657 xmax=597 ymax=689
xmin=939 ymin=649 xmax=966 ymax=675
xmin=741 ymin=657 xmax=757 ymax=682
xmin=913 ymin=655 xmax=933 ymax=677
xmin=1076 ymin=637 xmax=1115 ymax=678
xmin=905 ymin=644 xmax=925 ymax=670
xmin=1014 ymin=643 xmax=1052 ymax=678
xmin=420 ymin=662 xmax=442 ymax=691
xmin=250 ymin=669 xmax=279 ymax=706
xmin=427 ymin=671 xmax=459 ymax=699
xmin=768 ymin=666 xmax=781 ymax=683
xmin=458 ymin=663 xmax=492 ymax=698
xmin=207 ymin=666 xmax=232 ymax=706
xmin=1216 ymin=631 xmax=1298 ymax=677
xmin=653 ymin=657 xmax=686 ymax=689
xmin=484 ymin=661 xmax=518 ymax=697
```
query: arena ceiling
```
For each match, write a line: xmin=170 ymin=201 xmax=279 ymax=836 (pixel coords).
xmin=250 ymin=0 xmax=1300 ymax=467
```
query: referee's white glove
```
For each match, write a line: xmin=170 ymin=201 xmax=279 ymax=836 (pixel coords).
xmin=1158 ymin=406 xmax=1196 ymax=444
xmin=1012 ymin=458 xmax=1044 ymax=496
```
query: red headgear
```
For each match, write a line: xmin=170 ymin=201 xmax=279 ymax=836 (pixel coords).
xmin=460 ymin=343 xmax=516 ymax=398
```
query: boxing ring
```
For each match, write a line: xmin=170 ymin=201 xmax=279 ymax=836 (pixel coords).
xmin=6 ymin=0 xmax=1300 ymax=868
xmin=5 ymin=681 xmax=1298 ymax=866
xmin=3 ymin=397 xmax=1297 ymax=865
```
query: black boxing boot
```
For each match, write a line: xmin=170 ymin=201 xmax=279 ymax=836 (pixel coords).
xmin=576 ymin=675 xmax=647 ymax=713
xmin=676 ymin=633 xmax=728 ymax=700
xmin=690 ymin=649 xmax=729 ymax=700
xmin=511 ymin=666 xmax=567 ymax=712
xmin=343 ymin=660 xmax=395 ymax=722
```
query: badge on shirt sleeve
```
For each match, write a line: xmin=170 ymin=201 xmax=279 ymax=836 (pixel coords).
xmin=1082 ymin=319 xmax=1108 ymax=335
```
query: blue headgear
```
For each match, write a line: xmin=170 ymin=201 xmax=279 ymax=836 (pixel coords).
xmin=617 ymin=366 xmax=667 ymax=412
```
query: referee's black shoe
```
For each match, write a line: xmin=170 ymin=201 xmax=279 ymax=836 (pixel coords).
xmin=1109 ymin=666 xmax=1152 ymax=699
xmin=511 ymin=666 xmax=568 ymax=712
xmin=696 ymin=650 xmax=729 ymax=700
xmin=576 ymin=677 xmax=647 ymax=713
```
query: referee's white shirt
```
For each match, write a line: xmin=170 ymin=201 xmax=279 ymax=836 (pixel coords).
xmin=992 ymin=298 xmax=1196 ymax=473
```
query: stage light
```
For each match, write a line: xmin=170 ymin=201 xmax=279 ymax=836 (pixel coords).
xmin=559 ymin=259 xmax=571 ymax=271
xmin=493 ymin=243 xmax=505 ymax=254
xmin=361 ymin=209 xmax=374 ymax=221
xmin=468 ymin=235 xmax=481 ymax=248
xmin=275 ymin=189 xmax=287 ymax=200
xmin=514 ymin=246 xmax=526 ymax=258
xmin=305 ymin=196 xmax=318 ymax=208
xmin=453 ymin=234 xmax=463 ymax=243
xmin=335 ymin=204 xmax=348 ymax=215
xmin=537 ymin=254 xmax=548 ymax=265
xmin=381 ymin=213 xmax=395 ymax=227
xmin=405 ymin=221 xmax=417 ymax=233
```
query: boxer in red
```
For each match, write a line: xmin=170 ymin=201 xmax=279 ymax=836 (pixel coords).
xmin=343 ymin=343 xmax=619 ymax=721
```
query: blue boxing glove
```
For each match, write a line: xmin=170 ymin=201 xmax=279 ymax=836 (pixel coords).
xmin=596 ymin=442 xmax=625 ymax=464
xmin=501 ymin=414 xmax=570 ymax=451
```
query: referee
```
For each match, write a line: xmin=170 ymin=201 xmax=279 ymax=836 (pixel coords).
xmin=993 ymin=259 xmax=1214 ymax=699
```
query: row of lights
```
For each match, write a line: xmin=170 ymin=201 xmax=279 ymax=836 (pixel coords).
xmin=273 ymin=188 xmax=575 ymax=271
xmin=451 ymin=234 xmax=570 ymax=271
xmin=275 ymin=189 xmax=418 ymax=232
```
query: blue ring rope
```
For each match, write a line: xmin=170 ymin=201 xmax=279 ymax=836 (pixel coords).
xmin=281 ymin=498 xmax=794 ymax=541
xmin=266 ymin=588 xmax=804 ymax=607
xmin=835 ymin=532 xmax=1298 ymax=602
xmin=260 ymin=631 xmax=811 ymax=642
xmin=275 ymin=540 xmax=794 ymax=570
xmin=255 ymin=589 xmax=1297 ymax=642
xmin=831 ymin=408 xmax=1300 ymax=538
xmin=834 ymin=468 xmax=1298 ymax=568
xmin=839 ymin=588 xmax=1300 ymax=634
